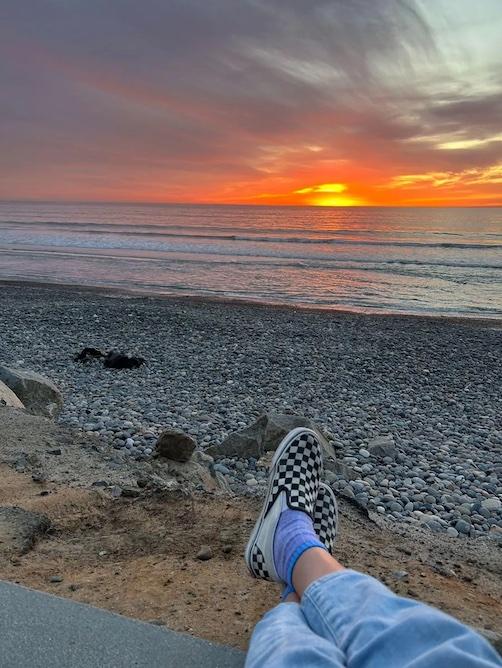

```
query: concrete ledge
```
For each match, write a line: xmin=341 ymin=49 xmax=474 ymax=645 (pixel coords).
xmin=0 ymin=580 xmax=245 ymax=667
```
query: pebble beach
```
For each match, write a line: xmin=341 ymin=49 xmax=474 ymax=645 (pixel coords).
xmin=1 ymin=283 xmax=501 ymax=539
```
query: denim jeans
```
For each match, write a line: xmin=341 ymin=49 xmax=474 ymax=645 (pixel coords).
xmin=246 ymin=570 xmax=501 ymax=667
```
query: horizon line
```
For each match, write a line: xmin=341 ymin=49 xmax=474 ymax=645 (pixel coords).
xmin=0 ymin=199 xmax=501 ymax=209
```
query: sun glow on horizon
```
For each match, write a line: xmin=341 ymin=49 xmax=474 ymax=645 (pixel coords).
xmin=312 ymin=194 xmax=365 ymax=206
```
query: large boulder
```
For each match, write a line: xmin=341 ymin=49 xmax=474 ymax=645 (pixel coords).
xmin=155 ymin=429 xmax=196 ymax=462
xmin=207 ymin=413 xmax=335 ymax=460
xmin=0 ymin=380 xmax=25 ymax=410
xmin=0 ymin=367 xmax=63 ymax=419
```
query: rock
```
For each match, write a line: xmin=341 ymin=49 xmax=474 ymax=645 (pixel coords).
xmin=257 ymin=451 xmax=274 ymax=470
xmin=367 ymin=435 xmax=397 ymax=460
xmin=0 ymin=367 xmax=63 ymax=419
xmin=213 ymin=463 xmax=231 ymax=475
xmin=196 ymin=546 xmax=213 ymax=561
xmin=50 ymin=575 xmax=64 ymax=583
xmin=221 ymin=544 xmax=233 ymax=554
xmin=103 ymin=351 xmax=145 ymax=370
xmin=246 ymin=477 xmax=258 ymax=486
xmin=446 ymin=527 xmax=459 ymax=538
xmin=206 ymin=413 xmax=333 ymax=459
xmin=74 ymin=347 xmax=105 ymax=363
xmin=121 ymin=487 xmax=141 ymax=498
xmin=0 ymin=506 xmax=51 ymax=556
xmin=324 ymin=459 xmax=358 ymax=481
xmin=392 ymin=570 xmax=409 ymax=580
xmin=155 ymin=429 xmax=196 ymax=462
xmin=359 ymin=448 xmax=370 ymax=458
xmin=481 ymin=498 xmax=501 ymax=511
xmin=422 ymin=519 xmax=444 ymax=533
xmin=455 ymin=519 xmax=472 ymax=535
xmin=0 ymin=380 xmax=25 ymax=410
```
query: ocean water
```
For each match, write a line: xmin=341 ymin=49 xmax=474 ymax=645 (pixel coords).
xmin=0 ymin=202 xmax=501 ymax=318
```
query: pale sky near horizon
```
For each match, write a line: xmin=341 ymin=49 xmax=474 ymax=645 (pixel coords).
xmin=1 ymin=0 xmax=501 ymax=206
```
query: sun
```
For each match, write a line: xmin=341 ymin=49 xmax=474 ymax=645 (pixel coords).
xmin=312 ymin=195 xmax=364 ymax=206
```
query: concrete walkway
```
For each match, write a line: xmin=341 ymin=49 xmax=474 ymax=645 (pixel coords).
xmin=0 ymin=580 xmax=245 ymax=667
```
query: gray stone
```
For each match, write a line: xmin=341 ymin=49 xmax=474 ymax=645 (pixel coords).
xmin=455 ymin=519 xmax=472 ymax=535
xmin=155 ymin=429 xmax=196 ymax=462
xmin=206 ymin=413 xmax=333 ymax=460
xmin=196 ymin=546 xmax=213 ymax=561
xmin=481 ymin=497 xmax=501 ymax=511
xmin=325 ymin=459 xmax=358 ymax=480
xmin=446 ymin=527 xmax=459 ymax=538
xmin=422 ymin=519 xmax=444 ymax=533
xmin=0 ymin=367 xmax=63 ymax=419
xmin=0 ymin=506 xmax=51 ymax=556
xmin=0 ymin=380 xmax=25 ymax=410
xmin=214 ymin=463 xmax=231 ymax=475
xmin=367 ymin=435 xmax=397 ymax=460
xmin=392 ymin=570 xmax=409 ymax=580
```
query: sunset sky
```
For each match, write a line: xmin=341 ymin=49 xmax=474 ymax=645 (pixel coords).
xmin=1 ymin=0 xmax=501 ymax=206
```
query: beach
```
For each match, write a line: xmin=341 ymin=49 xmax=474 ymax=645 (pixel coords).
xmin=1 ymin=282 xmax=501 ymax=648
xmin=1 ymin=282 xmax=501 ymax=536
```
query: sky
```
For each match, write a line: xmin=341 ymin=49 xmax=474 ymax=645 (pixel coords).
xmin=1 ymin=0 xmax=501 ymax=206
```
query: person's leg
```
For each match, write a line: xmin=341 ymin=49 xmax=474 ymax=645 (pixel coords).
xmin=245 ymin=428 xmax=500 ymax=667
xmin=245 ymin=595 xmax=345 ymax=668
xmin=294 ymin=549 xmax=501 ymax=668
xmin=244 ymin=430 xmax=345 ymax=667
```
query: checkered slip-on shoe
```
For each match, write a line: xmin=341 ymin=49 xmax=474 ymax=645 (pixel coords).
xmin=244 ymin=427 xmax=323 ymax=582
xmin=314 ymin=482 xmax=339 ymax=555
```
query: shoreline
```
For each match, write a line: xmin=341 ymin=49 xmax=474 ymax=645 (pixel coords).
xmin=1 ymin=277 xmax=501 ymax=328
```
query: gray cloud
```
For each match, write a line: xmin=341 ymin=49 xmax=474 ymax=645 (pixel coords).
xmin=0 ymin=0 xmax=500 ymax=200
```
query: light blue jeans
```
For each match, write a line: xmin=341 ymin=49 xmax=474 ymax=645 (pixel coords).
xmin=246 ymin=570 xmax=501 ymax=667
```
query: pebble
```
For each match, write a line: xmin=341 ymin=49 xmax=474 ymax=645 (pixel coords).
xmin=196 ymin=546 xmax=213 ymax=561
xmin=482 ymin=498 xmax=501 ymax=511
xmin=392 ymin=570 xmax=409 ymax=580
xmin=455 ymin=519 xmax=472 ymax=535
xmin=3 ymin=289 xmax=501 ymax=538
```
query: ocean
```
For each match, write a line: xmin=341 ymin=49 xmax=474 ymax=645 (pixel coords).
xmin=0 ymin=202 xmax=501 ymax=318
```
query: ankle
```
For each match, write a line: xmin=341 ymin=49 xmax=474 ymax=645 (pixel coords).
xmin=292 ymin=548 xmax=345 ymax=597
xmin=273 ymin=506 xmax=326 ymax=586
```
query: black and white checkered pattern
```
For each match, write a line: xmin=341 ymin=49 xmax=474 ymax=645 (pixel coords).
xmin=250 ymin=546 xmax=270 ymax=580
xmin=313 ymin=483 xmax=339 ymax=554
xmin=265 ymin=432 xmax=322 ymax=517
